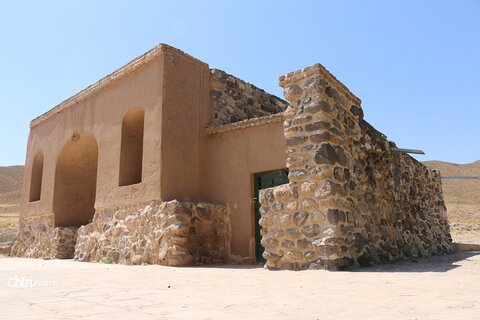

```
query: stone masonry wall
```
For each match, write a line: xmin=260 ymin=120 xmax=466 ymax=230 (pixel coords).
xmin=75 ymin=200 xmax=231 ymax=266
xmin=210 ymin=69 xmax=287 ymax=126
xmin=10 ymin=217 xmax=78 ymax=259
xmin=259 ymin=64 xmax=453 ymax=270
xmin=11 ymin=200 xmax=231 ymax=266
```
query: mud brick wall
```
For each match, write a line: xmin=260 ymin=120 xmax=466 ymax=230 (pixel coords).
xmin=259 ymin=64 xmax=453 ymax=270
xmin=74 ymin=200 xmax=231 ymax=266
xmin=210 ymin=69 xmax=287 ymax=126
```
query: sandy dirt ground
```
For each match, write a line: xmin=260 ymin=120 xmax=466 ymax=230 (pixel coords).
xmin=453 ymin=234 xmax=480 ymax=245
xmin=1 ymin=253 xmax=480 ymax=320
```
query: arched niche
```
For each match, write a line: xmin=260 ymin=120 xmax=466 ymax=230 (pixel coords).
xmin=53 ymin=133 xmax=98 ymax=227
xmin=29 ymin=152 xmax=44 ymax=202
xmin=119 ymin=108 xmax=144 ymax=186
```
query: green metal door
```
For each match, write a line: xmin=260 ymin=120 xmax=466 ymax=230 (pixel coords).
xmin=253 ymin=169 xmax=289 ymax=263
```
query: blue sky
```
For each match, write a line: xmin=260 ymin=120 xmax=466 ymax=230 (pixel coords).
xmin=0 ymin=0 xmax=479 ymax=166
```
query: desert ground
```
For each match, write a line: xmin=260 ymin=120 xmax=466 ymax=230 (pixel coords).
xmin=0 ymin=165 xmax=22 ymax=230
xmin=0 ymin=161 xmax=479 ymax=319
xmin=0 ymin=252 xmax=479 ymax=320
xmin=424 ymin=160 xmax=480 ymax=236
xmin=0 ymin=166 xmax=23 ymax=246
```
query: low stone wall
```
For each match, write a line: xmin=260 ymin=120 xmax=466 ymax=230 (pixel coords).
xmin=0 ymin=228 xmax=18 ymax=253
xmin=259 ymin=64 xmax=453 ymax=270
xmin=53 ymin=227 xmax=78 ymax=259
xmin=0 ymin=245 xmax=10 ymax=255
xmin=10 ymin=217 xmax=54 ymax=258
xmin=11 ymin=200 xmax=231 ymax=266
xmin=0 ymin=227 xmax=18 ymax=244
xmin=75 ymin=200 xmax=231 ymax=266
xmin=210 ymin=69 xmax=287 ymax=126
xmin=10 ymin=216 xmax=78 ymax=259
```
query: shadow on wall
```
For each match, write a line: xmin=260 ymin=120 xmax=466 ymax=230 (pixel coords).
xmin=355 ymin=251 xmax=479 ymax=273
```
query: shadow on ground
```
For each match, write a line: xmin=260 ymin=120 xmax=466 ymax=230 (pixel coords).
xmin=3 ymin=252 xmax=479 ymax=274
xmin=187 ymin=251 xmax=480 ymax=273
xmin=356 ymin=251 xmax=480 ymax=273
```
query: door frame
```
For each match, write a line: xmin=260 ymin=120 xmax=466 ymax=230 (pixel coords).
xmin=252 ymin=168 xmax=289 ymax=263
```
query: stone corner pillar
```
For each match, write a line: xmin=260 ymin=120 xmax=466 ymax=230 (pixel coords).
xmin=259 ymin=63 xmax=364 ymax=270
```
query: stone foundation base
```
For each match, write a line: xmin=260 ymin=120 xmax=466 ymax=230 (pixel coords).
xmin=11 ymin=200 xmax=231 ymax=266
xmin=74 ymin=200 xmax=231 ymax=266
xmin=10 ymin=222 xmax=78 ymax=259
xmin=260 ymin=182 xmax=453 ymax=270
xmin=53 ymin=227 xmax=78 ymax=259
xmin=0 ymin=245 xmax=11 ymax=256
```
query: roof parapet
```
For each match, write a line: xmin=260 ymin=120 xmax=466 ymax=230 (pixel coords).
xmin=30 ymin=44 xmax=205 ymax=128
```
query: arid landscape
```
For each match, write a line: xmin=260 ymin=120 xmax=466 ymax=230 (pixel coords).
xmin=424 ymin=160 xmax=480 ymax=237
xmin=0 ymin=165 xmax=23 ymax=221
xmin=0 ymin=166 xmax=23 ymax=245
xmin=1 ymin=161 xmax=479 ymax=242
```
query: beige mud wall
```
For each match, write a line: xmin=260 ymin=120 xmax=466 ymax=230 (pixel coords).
xmin=13 ymin=47 xmax=171 ymax=257
xmin=159 ymin=49 xmax=211 ymax=201
xmin=21 ymin=53 xmax=165 ymax=222
xmin=206 ymin=121 xmax=287 ymax=258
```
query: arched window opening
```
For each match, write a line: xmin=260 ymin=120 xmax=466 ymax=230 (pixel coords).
xmin=119 ymin=108 xmax=144 ymax=186
xmin=29 ymin=152 xmax=44 ymax=202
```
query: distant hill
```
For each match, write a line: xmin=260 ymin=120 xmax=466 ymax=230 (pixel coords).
xmin=0 ymin=165 xmax=24 ymax=230
xmin=0 ymin=166 xmax=24 ymax=204
xmin=423 ymin=160 xmax=480 ymax=235
xmin=423 ymin=160 xmax=480 ymax=205
xmin=423 ymin=160 xmax=480 ymax=177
